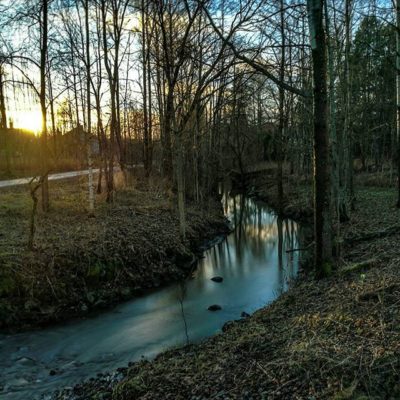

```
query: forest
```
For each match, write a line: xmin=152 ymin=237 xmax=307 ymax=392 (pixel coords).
xmin=0 ymin=0 xmax=399 ymax=399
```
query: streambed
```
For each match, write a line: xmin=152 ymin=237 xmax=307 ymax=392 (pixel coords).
xmin=0 ymin=194 xmax=300 ymax=399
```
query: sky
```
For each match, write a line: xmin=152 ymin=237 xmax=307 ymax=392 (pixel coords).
xmin=1 ymin=0 xmax=141 ymax=135
xmin=0 ymin=0 xmax=396 ymax=135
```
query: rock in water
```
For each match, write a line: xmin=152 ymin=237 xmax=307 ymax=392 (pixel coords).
xmin=16 ymin=356 xmax=36 ymax=366
xmin=211 ymin=276 xmax=223 ymax=283
xmin=208 ymin=304 xmax=222 ymax=311
xmin=241 ymin=311 xmax=250 ymax=318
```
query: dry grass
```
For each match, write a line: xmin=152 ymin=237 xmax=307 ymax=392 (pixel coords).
xmin=0 ymin=175 xmax=228 ymax=331
xmin=94 ymin=180 xmax=400 ymax=400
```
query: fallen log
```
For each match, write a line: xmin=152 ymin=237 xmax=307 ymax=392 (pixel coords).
xmin=344 ymin=225 xmax=400 ymax=245
xmin=339 ymin=258 xmax=378 ymax=275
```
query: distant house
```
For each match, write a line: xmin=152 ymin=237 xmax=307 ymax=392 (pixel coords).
xmin=0 ymin=124 xmax=39 ymax=175
xmin=0 ymin=124 xmax=37 ymax=157
xmin=61 ymin=124 xmax=100 ymax=157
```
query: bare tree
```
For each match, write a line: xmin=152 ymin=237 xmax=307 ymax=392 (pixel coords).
xmin=396 ymin=0 xmax=400 ymax=207
xmin=307 ymin=0 xmax=332 ymax=274
xmin=40 ymin=0 xmax=50 ymax=212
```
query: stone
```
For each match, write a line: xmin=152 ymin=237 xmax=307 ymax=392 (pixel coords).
xmin=80 ymin=304 xmax=88 ymax=312
xmin=16 ymin=356 xmax=36 ymax=366
xmin=86 ymin=292 xmax=95 ymax=304
xmin=9 ymin=377 xmax=29 ymax=387
xmin=120 ymin=287 xmax=131 ymax=298
xmin=208 ymin=304 xmax=222 ymax=311
xmin=241 ymin=311 xmax=250 ymax=318
xmin=211 ymin=276 xmax=223 ymax=283
xmin=49 ymin=369 xmax=63 ymax=376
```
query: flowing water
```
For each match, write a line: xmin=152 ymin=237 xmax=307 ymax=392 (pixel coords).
xmin=0 ymin=194 xmax=301 ymax=399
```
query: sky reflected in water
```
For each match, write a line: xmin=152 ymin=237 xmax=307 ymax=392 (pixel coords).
xmin=0 ymin=194 xmax=300 ymax=400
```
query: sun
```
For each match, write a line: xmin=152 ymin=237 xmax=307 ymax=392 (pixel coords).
xmin=12 ymin=109 xmax=43 ymax=135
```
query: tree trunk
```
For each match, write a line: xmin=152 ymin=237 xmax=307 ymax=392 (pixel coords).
xmin=277 ymin=0 xmax=285 ymax=215
xmin=324 ymin=0 xmax=338 ymax=210
xmin=396 ymin=0 xmax=400 ymax=208
xmin=344 ymin=0 xmax=354 ymax=214
xmin=0 ymin=66 xmax=7 ymax=129
xmin=141 ymin=0 xmax=150 ymax=177
xmin=147 ymin=26 xmax=153 ymax=175
xmin=85 ymin=0 xmax=94 ymax=212
xmin=163 ymin=92 xmax=174 ymax=180
xmin=40 ymin=0 xmax=49 ymax=212
xmin=176 ymin=134 xmax=186 ymax=239
xmin=307 ymin=0 xmax=333 ymax=275
xmin=101 ymin=0 xmax=115 ymax=201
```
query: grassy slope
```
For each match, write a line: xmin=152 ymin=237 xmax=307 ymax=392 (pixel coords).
xmin=105 ymin=184 xmax=400 ymax=400
xmin=0 ymin=176 xmax=228 ymax=331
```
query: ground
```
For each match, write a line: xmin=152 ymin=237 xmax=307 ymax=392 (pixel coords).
xmin=0 ymin=173 xmax=229 ymax=331
xmin=53 ymin=172 xmax=400 ymax=400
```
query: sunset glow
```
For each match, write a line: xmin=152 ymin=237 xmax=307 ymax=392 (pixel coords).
xmin=12 ymin=109 xmax=43 ymax=135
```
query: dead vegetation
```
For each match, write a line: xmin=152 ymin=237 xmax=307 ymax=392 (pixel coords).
xmin=0 ymin=175 xmax=229 ymax=331
xmin=59 ymin=176 xmax=400 ymax=400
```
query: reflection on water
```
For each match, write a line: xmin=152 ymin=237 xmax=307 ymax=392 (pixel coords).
xmin=195 ymin=194 xmax=298 ymax=300
xmin=0 ymin=194 xmax=300 ymax=400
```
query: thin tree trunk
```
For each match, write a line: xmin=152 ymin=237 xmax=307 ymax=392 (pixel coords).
xmin=176 ymin=133 xmax=186 ymax=239
xmin=40 ymin=0 xmax=49 ymax=212
xmin=277 ymin=0 xmax=285 ymax=215
xmin=344 ymin=0 xmax=354 ymax=212
xmin=0 ymin=66 xmax=7 ymax=129
xmin=141 ymin=0 xmax=150 ymax=176
xmin=48 ymin=68 xmax=57 ymax=157
xmin=163 ymin=91 xmax=174 ymax=180
xmin=396 ymin=0 xmax=400 ymax=208
xmin=85 ymin=0 xmax=94 ymax=212
xmin=147 ymin=29 xmax=153 ymax=174
xmin=101 ymin=0 xmax=115 ymax=201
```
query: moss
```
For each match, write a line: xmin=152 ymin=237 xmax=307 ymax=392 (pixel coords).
xmin=0 ymin=273 xmax=16 ymax=297
xmin=315 ymin=261 xmax=333 ymax=278
xmin=86 ymin=258 xmax=126 ymax=283
xmin=322 ymin=261 xmax=333 ymax=276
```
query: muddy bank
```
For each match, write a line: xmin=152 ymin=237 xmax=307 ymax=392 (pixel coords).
xmin=0 ymin=178 xmax=230 ymax=332
xmin=51 ymin=180 xmax=400 ymax=400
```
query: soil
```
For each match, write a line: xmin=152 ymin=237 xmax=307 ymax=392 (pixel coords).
xmin=51 ymin=172 xmax=400 ymax=400
xmin=0 ymin=175 xmax=230 ymax=332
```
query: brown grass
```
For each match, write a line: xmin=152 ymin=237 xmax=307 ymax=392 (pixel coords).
xmin=98 ymin=181 xmax=400 ymax=400
xmin=10 ymin=172 xmax=400 ymax=400
xmin=0 ymin=175 xmax=228 ymax=331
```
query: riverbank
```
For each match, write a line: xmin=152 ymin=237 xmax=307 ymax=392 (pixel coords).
xmin=53 ymin=174 xmax=400 ymax=399
xmin=0 ymin=176 xmax=230 ymax=332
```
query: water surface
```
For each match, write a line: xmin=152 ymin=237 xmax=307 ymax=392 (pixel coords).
xmin=0 ymin=194 xmax=299 ymax=399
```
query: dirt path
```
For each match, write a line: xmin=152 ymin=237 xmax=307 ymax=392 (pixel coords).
xmin=0 ymin=169 xmax=102 ymax=188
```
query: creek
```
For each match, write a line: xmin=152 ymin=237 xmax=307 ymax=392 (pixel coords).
xmin=0 ymin=193 xmax=301 ymax=399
